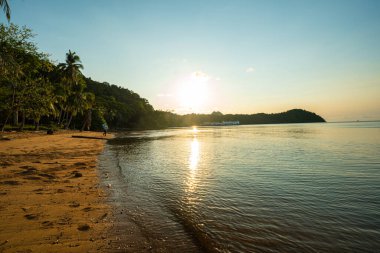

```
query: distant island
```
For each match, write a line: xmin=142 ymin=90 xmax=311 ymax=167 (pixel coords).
xmin=172 ymin=109 xmax=326 ymax=128
xmin=0 ymin=24 xmax=325 ymax=132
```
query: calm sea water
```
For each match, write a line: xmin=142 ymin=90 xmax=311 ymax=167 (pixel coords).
xmin=100 ymin=122 xmax=380 ymax=252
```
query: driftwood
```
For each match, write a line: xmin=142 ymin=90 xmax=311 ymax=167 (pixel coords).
xmin=71 ymin=135 xmax=108 ymax=140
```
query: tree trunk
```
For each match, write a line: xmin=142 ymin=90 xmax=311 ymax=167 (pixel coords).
xmin=1 ymin=111 xmax=12 ymax=132
xmin=65 ymin=113 xmax=73 ymax=129
xmin=81 ymin=109 xmax=92 ymax=131
xmin=57 ymin=108 xmax=63 ymax=125
xmin=65 ymin=110 xmax=70 ymax=125
xmin=13 ymin=110 xmax=19 ymax=126
xmin=34 ymin=119 xmax=40 ymax=131
xmin=19 ymin=111 xmax=25 ymax=131
xmin=61 ymin=109 xmax=67 ymax=127
xmin=2 ymin=84 xmax=16 ymax=132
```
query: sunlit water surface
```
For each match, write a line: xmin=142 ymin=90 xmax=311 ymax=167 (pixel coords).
xmin=100 ymin=122 xmax=380 ymax=252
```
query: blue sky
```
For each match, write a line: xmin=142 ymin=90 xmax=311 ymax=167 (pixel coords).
xmin=2 ymin=0 xmax=380 ymax=121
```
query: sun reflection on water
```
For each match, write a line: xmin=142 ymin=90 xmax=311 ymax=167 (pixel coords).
xmin=190 ymin=137 xmax=199 ymax=171
xmin=186 ymin=135 xmax=200 ymax=202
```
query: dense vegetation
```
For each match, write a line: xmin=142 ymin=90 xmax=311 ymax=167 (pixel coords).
xmin=0 ymin=24 xmax=325 ymax=132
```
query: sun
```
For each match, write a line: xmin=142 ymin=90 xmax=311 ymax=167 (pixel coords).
xmin=179 ymin=71 xmax=209 ymax=111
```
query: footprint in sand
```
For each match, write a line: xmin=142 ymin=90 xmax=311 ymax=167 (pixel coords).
xmin=0 ymin=180 xmax=21 ymax=185
xmin=24 ymin=214 xmax=39 ymax=220
xmin=69 ymin=201 xmax=80 ymax=208
xmin=73 ymin=162 xmax=87 ymax=166
xmin=77 ymin=224 xmax=90 ymax=231
xmin=69 ymin=171 xmax=83 ymax=178
xmin=82 ymin=207 xmax=93 ymax=212
xmin=18 ymin=166 xmax=37 ymax=175
xmin=41 ymin=220 xmax=54 ymax=228
xmin=24 ymin=176 xmax=41 ymax=180
xmin=0 ymin=161 xmax=13 ymax=167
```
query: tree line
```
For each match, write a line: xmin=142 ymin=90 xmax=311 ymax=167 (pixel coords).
xmin=0 ymin=23 xmax=155 ymax=131
xmin=1 ymin=24 xmax=86 ymax=130
xmin=0 ymin=24 xmax=325 ymax=133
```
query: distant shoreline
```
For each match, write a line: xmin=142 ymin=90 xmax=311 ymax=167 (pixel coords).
xmin=326 ymin=120 xmax=380 ymax=123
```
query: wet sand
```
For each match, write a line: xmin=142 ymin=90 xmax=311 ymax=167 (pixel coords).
xmin=0 ymin=131 xmax=114 ymax=252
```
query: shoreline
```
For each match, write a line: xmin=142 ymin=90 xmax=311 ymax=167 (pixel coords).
xmin=0 ymin=131 xmax=114 ymax=252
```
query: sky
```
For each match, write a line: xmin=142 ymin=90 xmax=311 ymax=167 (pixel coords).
xmin=2 ymin=0 xmax=380 ymax=121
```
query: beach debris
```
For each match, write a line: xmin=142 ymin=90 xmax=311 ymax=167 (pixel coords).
xmin=107 ymin=183 xmax=112 ymax=188
xmin=72 ymin=135 xmax=108 ymax=140
xmin=77 ymin=224 xmax=90 ymax=231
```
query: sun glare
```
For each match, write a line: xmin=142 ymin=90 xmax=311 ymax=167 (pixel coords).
xmin=179 ymin=71 xmax=209 ymax=111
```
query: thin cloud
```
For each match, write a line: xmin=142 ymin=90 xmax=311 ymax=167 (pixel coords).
xmin=157 ymin=93 xmax=173 ymax=97
xmin=192 ymin=71 xmax=210 ymax=81
xmin=246 ymin=67 xmax=255 ymax=73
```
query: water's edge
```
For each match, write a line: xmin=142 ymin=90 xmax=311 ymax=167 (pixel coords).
xmin=98 ymin=138 xmax=205 ymax=252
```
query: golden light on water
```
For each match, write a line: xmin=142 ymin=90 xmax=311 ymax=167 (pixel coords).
xmin=189 ymin=137 xmax=200 ymax=171
xmin=185 ymin=136 xmax=200 ymax=198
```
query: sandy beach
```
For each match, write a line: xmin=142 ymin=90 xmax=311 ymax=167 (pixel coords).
xmin=0 ymin=131 xmax=113 ymax=253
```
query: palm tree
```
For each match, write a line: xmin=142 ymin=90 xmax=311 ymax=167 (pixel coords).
xmin=57 ymin=50 xmax=84 ymax=88
xmin=65 ymin=88 xmax=94 ymax=129
xmin=0 ymin=0 xmax=10 ymax=22
xmin=57 ymin=50 xmax=84 ymax=128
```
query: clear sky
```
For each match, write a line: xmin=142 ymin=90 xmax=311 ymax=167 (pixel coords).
xmin=2 ymin=0 xmax=380 ymax=121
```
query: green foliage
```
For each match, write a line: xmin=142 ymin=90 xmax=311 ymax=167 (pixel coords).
xmin=84 ymin=78 xmax=155 ymax=129
xmin=57 ymin=50 xmax=83 ymax=88
xmin=0 ymin=23 xmax=54 ymax=131
xmin=90 ymin=108 xmax=106 ymax=131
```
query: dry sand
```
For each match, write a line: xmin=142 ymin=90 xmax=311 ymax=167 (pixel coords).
xmin=0 ymin=131 xmax=114 ymax=252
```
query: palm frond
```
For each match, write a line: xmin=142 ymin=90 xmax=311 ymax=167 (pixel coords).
xmin=0 ymin=0 xmax=11 ymax=22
